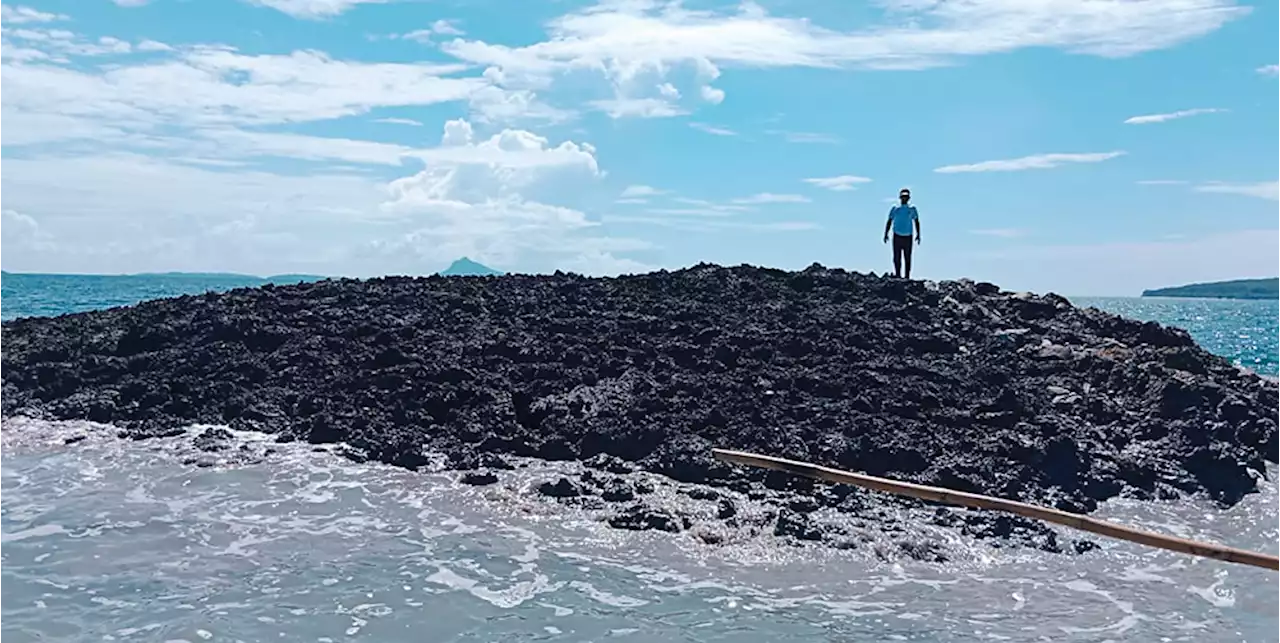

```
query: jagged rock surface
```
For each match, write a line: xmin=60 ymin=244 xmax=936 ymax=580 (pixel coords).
xmin=3 ymin=263 xmax=1276 ymax=556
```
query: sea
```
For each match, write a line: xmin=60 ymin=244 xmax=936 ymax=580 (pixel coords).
xmin=2 ymin=272 xmax=1277 ymax=643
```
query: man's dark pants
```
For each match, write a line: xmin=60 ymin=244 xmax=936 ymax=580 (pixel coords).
xmin=892 ymin=233 xmax=914 ymax=278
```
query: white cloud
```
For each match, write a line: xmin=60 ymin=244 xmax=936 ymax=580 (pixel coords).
xmin=1257 ymin=64 xmax=1278 ymax=77
xmin=1 ymin=48 xmax=484 ymax=139
xmin=657 ymin=82 xmax=680 ymax=98
xmin=699 ymin=85 xmax=725 ymax=104
xmin=1 ymin=42 xmax=55 ymax=63
xmin=1 ymin=119 xmax=650 ymax=276
xmin=374 ymin=117 xmax=424 ymax=126
xmin=391 ymin=120 xmax=601 ymax=199
xmin=0 ymin=112 xmax=131 ymax=146
xmin=621 ymin=184 xmax=664 ymax=198
xmin=589 ymin=97 xmax=685 ymax=119
xmin=1123 ymin=107 xmax=1226 ymax=124
xmin=467 ymin=85 xmax=577 ymax=125
xmin=136 ymin=39 xmax=174 ymax=52
xmin=0 ymin=14 xmax=672 ymax=277
xmin=969 ymin=228 xmax=1026 ymax=238
xmin=399 ymin=121 xmax=599 ymax=172
xmin=2 ymin=209 xmax=40 ymax=239
xmin=731 ymin=192 xmax=811 ymax=205
xmin=245 ymin=0 xmax=387 ymax=19
xmin=430 ymin=19 xmax=465 ymax=36
xmin=934 ymin=151 xmax=1126 ymax=173
xmin=1193 ymin=181 xmax=1279 ymax=201
xmin=0 ymin=4 xmax=67 ymax=23
xmin=201 ymin=129 xmax=413 ymax=165
xmin=615 ymin=197 xmax=649 ymax=204
xmin=400 ymin=20 xmax=467 ymax=43
xmin=559 ymin=250 xmax=659 ymax=276
xmin=688 ymin=122 xmax=736 ymax=136
xmin=441 ymin=0 xmax=1247 ymax=120
xmin=803 ymin=175 xmax=872 ymax=191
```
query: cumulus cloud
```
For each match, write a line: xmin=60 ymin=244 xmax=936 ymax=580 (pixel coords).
xmin=338 ymin=119 xmax=650 ymax=273
xmin=1257 ymin=64 xmax=1278 ymax=77
xmin=803 ymin=175 xmax=872 ymax=191
xmin=0 ymin=4 xmax=66 ymax=23
xmin=1123 ymin=107 xmax=1226 ymax=124
xmin=440 ymin=0 xmax=1247 ymax=119
xmin=934 ymin=152 xmax=1126 ymax=173
xmin=0 ymin=119 xmax=645 ymax=275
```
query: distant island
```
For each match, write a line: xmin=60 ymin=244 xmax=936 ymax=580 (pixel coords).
xmin=133 ymin=272 xmax=330 ymax=283
xmin=3 ymin=259 xmax=503 ymax=282
xmin=439 ymin=257 xmax=503 ymax=277
xmin=1142 ymin=278 xmax=1279 ymax=300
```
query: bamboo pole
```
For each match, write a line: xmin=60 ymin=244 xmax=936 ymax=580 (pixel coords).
xmin=711 ymin=448 xmax=1279 ymax=572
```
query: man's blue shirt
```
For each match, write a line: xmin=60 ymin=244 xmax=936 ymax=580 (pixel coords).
xmin=889 ymin=204 xmax=918 ymax=236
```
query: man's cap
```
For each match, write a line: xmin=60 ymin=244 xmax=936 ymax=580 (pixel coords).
xmin=899 ymin=188 xmax=911 ymax=196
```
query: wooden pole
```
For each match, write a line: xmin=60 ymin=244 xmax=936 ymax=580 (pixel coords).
xmin=712 ymin=448 xmax=1279 ymax=572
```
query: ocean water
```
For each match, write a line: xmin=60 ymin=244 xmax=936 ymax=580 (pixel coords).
xmin=2 ymin=274 xmax=1278 ymax=642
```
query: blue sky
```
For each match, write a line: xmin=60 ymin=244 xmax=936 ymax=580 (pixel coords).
xmin=1 ymin=0 xmax=1276 ymax=295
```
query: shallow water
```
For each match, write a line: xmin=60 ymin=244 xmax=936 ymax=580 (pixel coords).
xmin=2 ymin=419 xmax=1276 ymax=642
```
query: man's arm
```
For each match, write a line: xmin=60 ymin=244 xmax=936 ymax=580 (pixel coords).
xmin=884 ymin=210 xmax=893 ymax=243
xmin=914 ymin=208 xmax=921 ymax=244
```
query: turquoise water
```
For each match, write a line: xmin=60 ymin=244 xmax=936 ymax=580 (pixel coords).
xmin=2 ymin=274 xmax=1278 ymax=642
xmin=1073 ymin=297 xmax=1278 ymax=378
xmin=1 ymin=272 xmax=321 ymax=322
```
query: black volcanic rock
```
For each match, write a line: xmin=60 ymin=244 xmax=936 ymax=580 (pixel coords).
xmin=2 ymin=263 xmax=1277 ymax=553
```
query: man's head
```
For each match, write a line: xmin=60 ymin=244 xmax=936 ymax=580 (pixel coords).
xmin=899 ymin=188 xmax=911 ymax=203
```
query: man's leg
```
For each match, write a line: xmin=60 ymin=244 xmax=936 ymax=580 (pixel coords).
xmin=892 ymin=237 xmax=903 ymax=277
xmin=902 ymin=238 xmax=913 ymax=279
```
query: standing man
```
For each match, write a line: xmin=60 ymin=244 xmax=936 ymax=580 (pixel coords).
xmin=883 ymin=188 xmax=921 ymax=279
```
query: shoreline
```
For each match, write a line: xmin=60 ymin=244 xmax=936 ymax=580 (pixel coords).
xmin=3 ymin=264 xmax=1276 ymax=561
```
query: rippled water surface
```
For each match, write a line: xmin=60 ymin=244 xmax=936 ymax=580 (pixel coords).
xmin=2 ymin=421 xmax=1277 ymax=642
xmin=2 ymin=276 xmax=1278 ymax=641
xmin=1074 ymin=297 xmax=1279 ymax=378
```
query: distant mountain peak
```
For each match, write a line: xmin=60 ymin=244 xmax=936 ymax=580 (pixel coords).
xmin=439 ymin=257 xmax=502 ymax=277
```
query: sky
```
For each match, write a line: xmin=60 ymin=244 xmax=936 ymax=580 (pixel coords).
xmin=1 ymin=0 xmax=1277 ymax=296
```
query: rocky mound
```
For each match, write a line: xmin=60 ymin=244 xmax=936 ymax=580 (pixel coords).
xmin=3 ymin=264 xmax=1276 ymax=558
